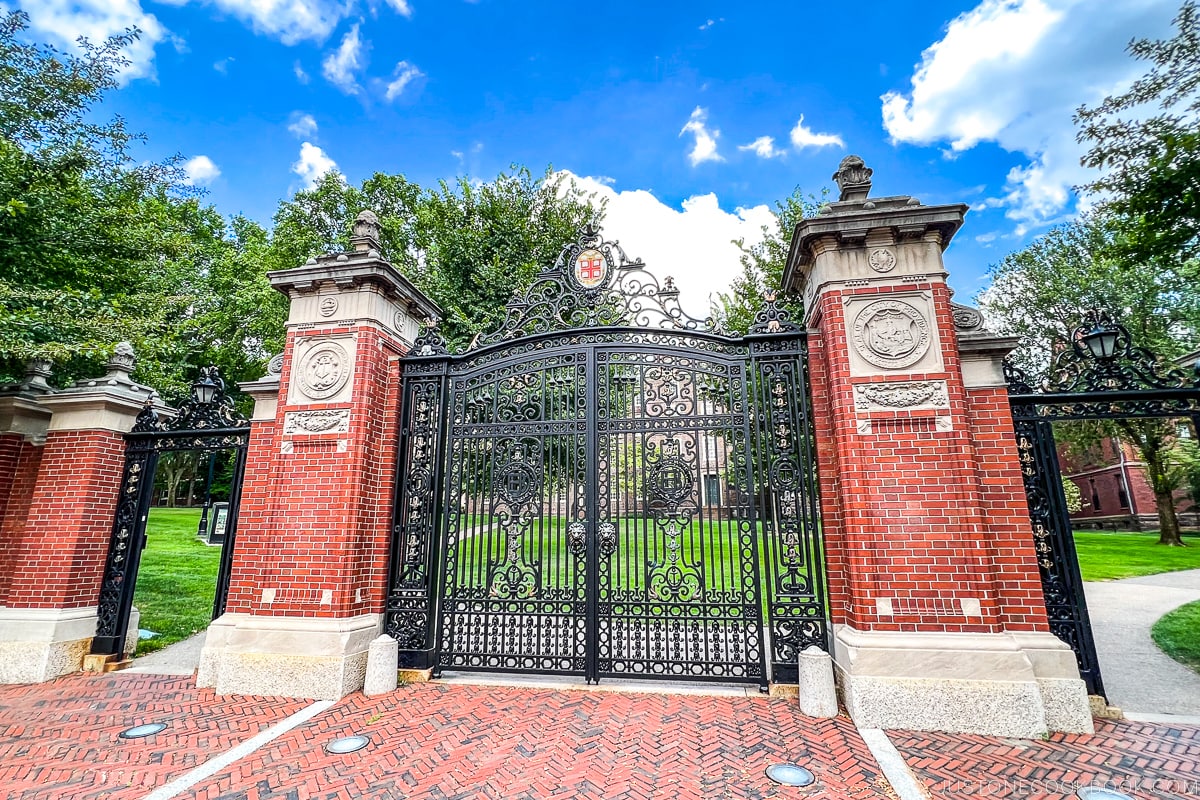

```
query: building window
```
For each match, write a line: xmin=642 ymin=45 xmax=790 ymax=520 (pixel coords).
xmin=1090 ymin=478 xmax=1101 ymax=512
xmin=1117 ymin=479 xmax=1129 ymax=509
xmin=1178 ymin=421 xmax=1194 ymax=440
xmin=704 ymin=473 xmax=721 ymax=507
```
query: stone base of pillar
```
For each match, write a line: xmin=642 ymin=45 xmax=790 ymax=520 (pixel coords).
xmin=0 ymin=606 xmax=97 ymax=683
xmin=197 ymin=612 xmax=382 ymax=700
xmin=832 ymin=625 xmax=1094 ymax=737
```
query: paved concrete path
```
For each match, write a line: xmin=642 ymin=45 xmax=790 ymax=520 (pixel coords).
xmin=125 ymin=630 xmax=207 ymax=675
xmin=1084 ymin=567 xmax=1200 ymax=715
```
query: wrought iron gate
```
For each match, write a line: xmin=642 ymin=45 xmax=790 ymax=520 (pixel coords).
xmin=92 ymin=367 xmax=250 ymax=656
xmin=386 ymin=227 xmax=827 ymax=687
xmin=1006 ymin=310 xmax=1200 ymax=697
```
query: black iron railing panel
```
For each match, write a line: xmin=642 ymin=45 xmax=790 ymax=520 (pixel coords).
xmin=1006 ymin=310 xmax=1200 ymax=698
xmin=387 ymin=226 xmax=826 ymax=686
xmin=94 ymin=367 xmax=250 ymax=657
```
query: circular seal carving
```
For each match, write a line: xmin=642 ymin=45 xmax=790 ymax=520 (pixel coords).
xmin=868 ymin=248 xmax=897 ymax=273
xmin=319 ymin=297 xmax=338 ymax=318
xmin=852 ymin=300 xmax=931 ymax=369
xmin=298 ymin=341 xmax=350 ymax=400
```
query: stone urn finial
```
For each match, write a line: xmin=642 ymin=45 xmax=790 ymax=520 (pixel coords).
xmin=19 ymin=358 xmax=53 ymax=394
xmin=351 ymin=209 xmax=382 ymax=253
xmin=105 ymin=341 xmax=136 ymax=378
xmin=833 ymin=155 xmax=873 ymax=202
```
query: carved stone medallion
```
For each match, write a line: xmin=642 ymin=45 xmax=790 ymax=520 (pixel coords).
xmin=868 ymin=248 xmax=897 ymax=273
xmin=297 ymin=341 xmax=351 ymax=400
xmin=319 ymin=297 xmax=339 ymax=318
xmin=851 ymin=300 xmax=931 ymax=370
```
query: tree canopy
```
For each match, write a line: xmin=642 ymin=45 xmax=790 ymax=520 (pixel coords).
xmin=1076 ymin=1 xmax=1200 ymax=271
xmin=0 ymin=10 xmax=601 ymax=398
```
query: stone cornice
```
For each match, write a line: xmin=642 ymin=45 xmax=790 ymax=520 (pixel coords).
xmin=783 ymin=198 xmax=968 ymax=295
xmin=268 ymin=254 xmax=442 ymax=322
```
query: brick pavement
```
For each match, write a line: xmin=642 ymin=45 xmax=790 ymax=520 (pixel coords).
xmin=889 ymin=719 xmax=1200 ymax=800
xmin=0 ymin=673 xmax=309 ymax=800
xmin=0 ymin=674 xmax=895 ymax=800
xmin=4 ymin=672 xmax=1199 ymax=800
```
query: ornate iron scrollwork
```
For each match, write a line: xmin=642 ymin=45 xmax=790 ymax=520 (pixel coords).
xmin=471 ymin=224 xmax=718 ymax=349
xmin=389 ymin=224 xmax=825 ymax=687
xmin=1004 ymin=309 xmax=1200 ymax=697
xmin=95 ymin=364 xmax=251 ymax=657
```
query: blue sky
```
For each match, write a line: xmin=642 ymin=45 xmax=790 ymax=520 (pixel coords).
xmin=17 ymin=0 xmax=1182 ymax=314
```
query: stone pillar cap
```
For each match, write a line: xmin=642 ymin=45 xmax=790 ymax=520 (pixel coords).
xmin=782 ymin=198 xmax=968 ymax=295
xmin=268 ymin=250 xmax=441 ymax=322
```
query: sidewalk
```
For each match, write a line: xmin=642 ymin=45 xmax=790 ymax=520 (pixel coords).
xmin=1 ymin=671 xmax=1197 ymax=800
xmin=1085 ymin=567 xmax=1200 ymax=716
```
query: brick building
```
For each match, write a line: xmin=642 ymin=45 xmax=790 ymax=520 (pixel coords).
xmin=1061 ymin=427 xmax=1199 ymax=531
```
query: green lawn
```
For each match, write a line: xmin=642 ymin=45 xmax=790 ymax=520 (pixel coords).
xmin=1151 ymin=600 xmax=1200 ymax=675
xmin=1072 ymin=530 xmax=1200 ymax=582
xmin=132 ymin=507 xmax=222 ymax=656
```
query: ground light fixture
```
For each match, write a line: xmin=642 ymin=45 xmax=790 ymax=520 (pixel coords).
xmin=764 ymin=764 xmax=816 ymax=787
xmin=1076 ymin=788 xmax=1135 ymax=800
xmin=118 ymin=722 xmax=167 ymax=739
xmin=325 ymin=735 xmax=370 ymax=754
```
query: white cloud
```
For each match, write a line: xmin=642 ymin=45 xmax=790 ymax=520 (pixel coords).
xmin=292 ymin=142 xmax=338 ymax=188
xmin=559 ymin=171 xmax=777 ymax=318
xmin=679 ymin=106 xmax=724 ymax=167
xmin=384 ymin=0 xmax=413 ymax=18
xmin=293 ymin=61 xmax=310 ymax=84
xmin=184 ymin=0 xmax=354 ymax=46
xmin=383 ymin=60 xmax=423 ymax=101
xmin=738 ymin=136 xmax=787 ymax=159
xmin=183 ymin=155 xmax=221 ymax=186
xmin=789 ymin=115 xmax=844 ymax=149
xmin=213 ymin=56 xmax=234 ymax=74
xmin=323 ymin=23 xmax=367 ymax=95
xmin=287 ymin=112 xmax=318 ymax=139
xmin=17 ymin=0 xmax=165 ymax=82
xmin=698 ymin=18 xmax=723 ymax=30
xmin=881 ymin=0 xmax=1178 ymax=227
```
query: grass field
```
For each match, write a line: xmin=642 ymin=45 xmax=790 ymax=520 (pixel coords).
xmin=1072 ymin=530 xmax=1200 ymax=582
xmin=132 ymin=507 xmax=222 ymax=656
xmin=1151 ymin=599 xmax=1200 ymax=675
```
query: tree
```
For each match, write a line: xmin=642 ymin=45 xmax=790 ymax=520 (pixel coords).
xmin=0 ymin=11 xmax=241 ymax=398
xmin=712 ymin=187 xmax=824 ymax=334
xmin=266 ymin=167 xmax=600 ymax=350
xmin=980 ymin=213 xmax=1200 ymax=544
xmin=1076 ymin=1 xmax=1200 ymax=273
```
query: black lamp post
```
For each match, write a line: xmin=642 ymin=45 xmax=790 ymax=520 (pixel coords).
xmin=191 ymin=367 xmax=222 ymax=538
xmin=1080 ymin=320 xmax=1120 ymax=360
xmin=196 ymin=451 xmax=216 ymax=539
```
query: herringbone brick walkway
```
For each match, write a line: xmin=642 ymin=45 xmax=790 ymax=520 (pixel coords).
xmin=0 ymin=673 xmax=309 ymax=799
xmin=889 ymin=719 xmax=1200 ymax=800
xmin=0 ymin=674 xmax=896 ymax=799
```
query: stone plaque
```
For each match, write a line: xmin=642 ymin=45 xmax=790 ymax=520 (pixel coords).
xmin=851 ymin=299 xmax=932 ymax=370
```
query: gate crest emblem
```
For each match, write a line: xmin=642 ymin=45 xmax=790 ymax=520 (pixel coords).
xmin=573 ymin=248 xmax=608 ymax=289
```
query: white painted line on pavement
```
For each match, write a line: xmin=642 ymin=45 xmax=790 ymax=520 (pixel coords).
xmin=138 ymin=699 xmax=335 ymax=800
xmin=859 ymin=727 xmax=932 ymax=800
xmin=1124 ymin=711 xmax=1200 ymax=726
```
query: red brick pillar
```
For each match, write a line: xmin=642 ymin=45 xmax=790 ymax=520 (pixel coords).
xmin=197 ymin=211 xmax=440 ymax=699
xmin=0 ymin=350 xmax=156 ymax=682
xmin=782 ymin=156 xmax=1091 ymax=736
